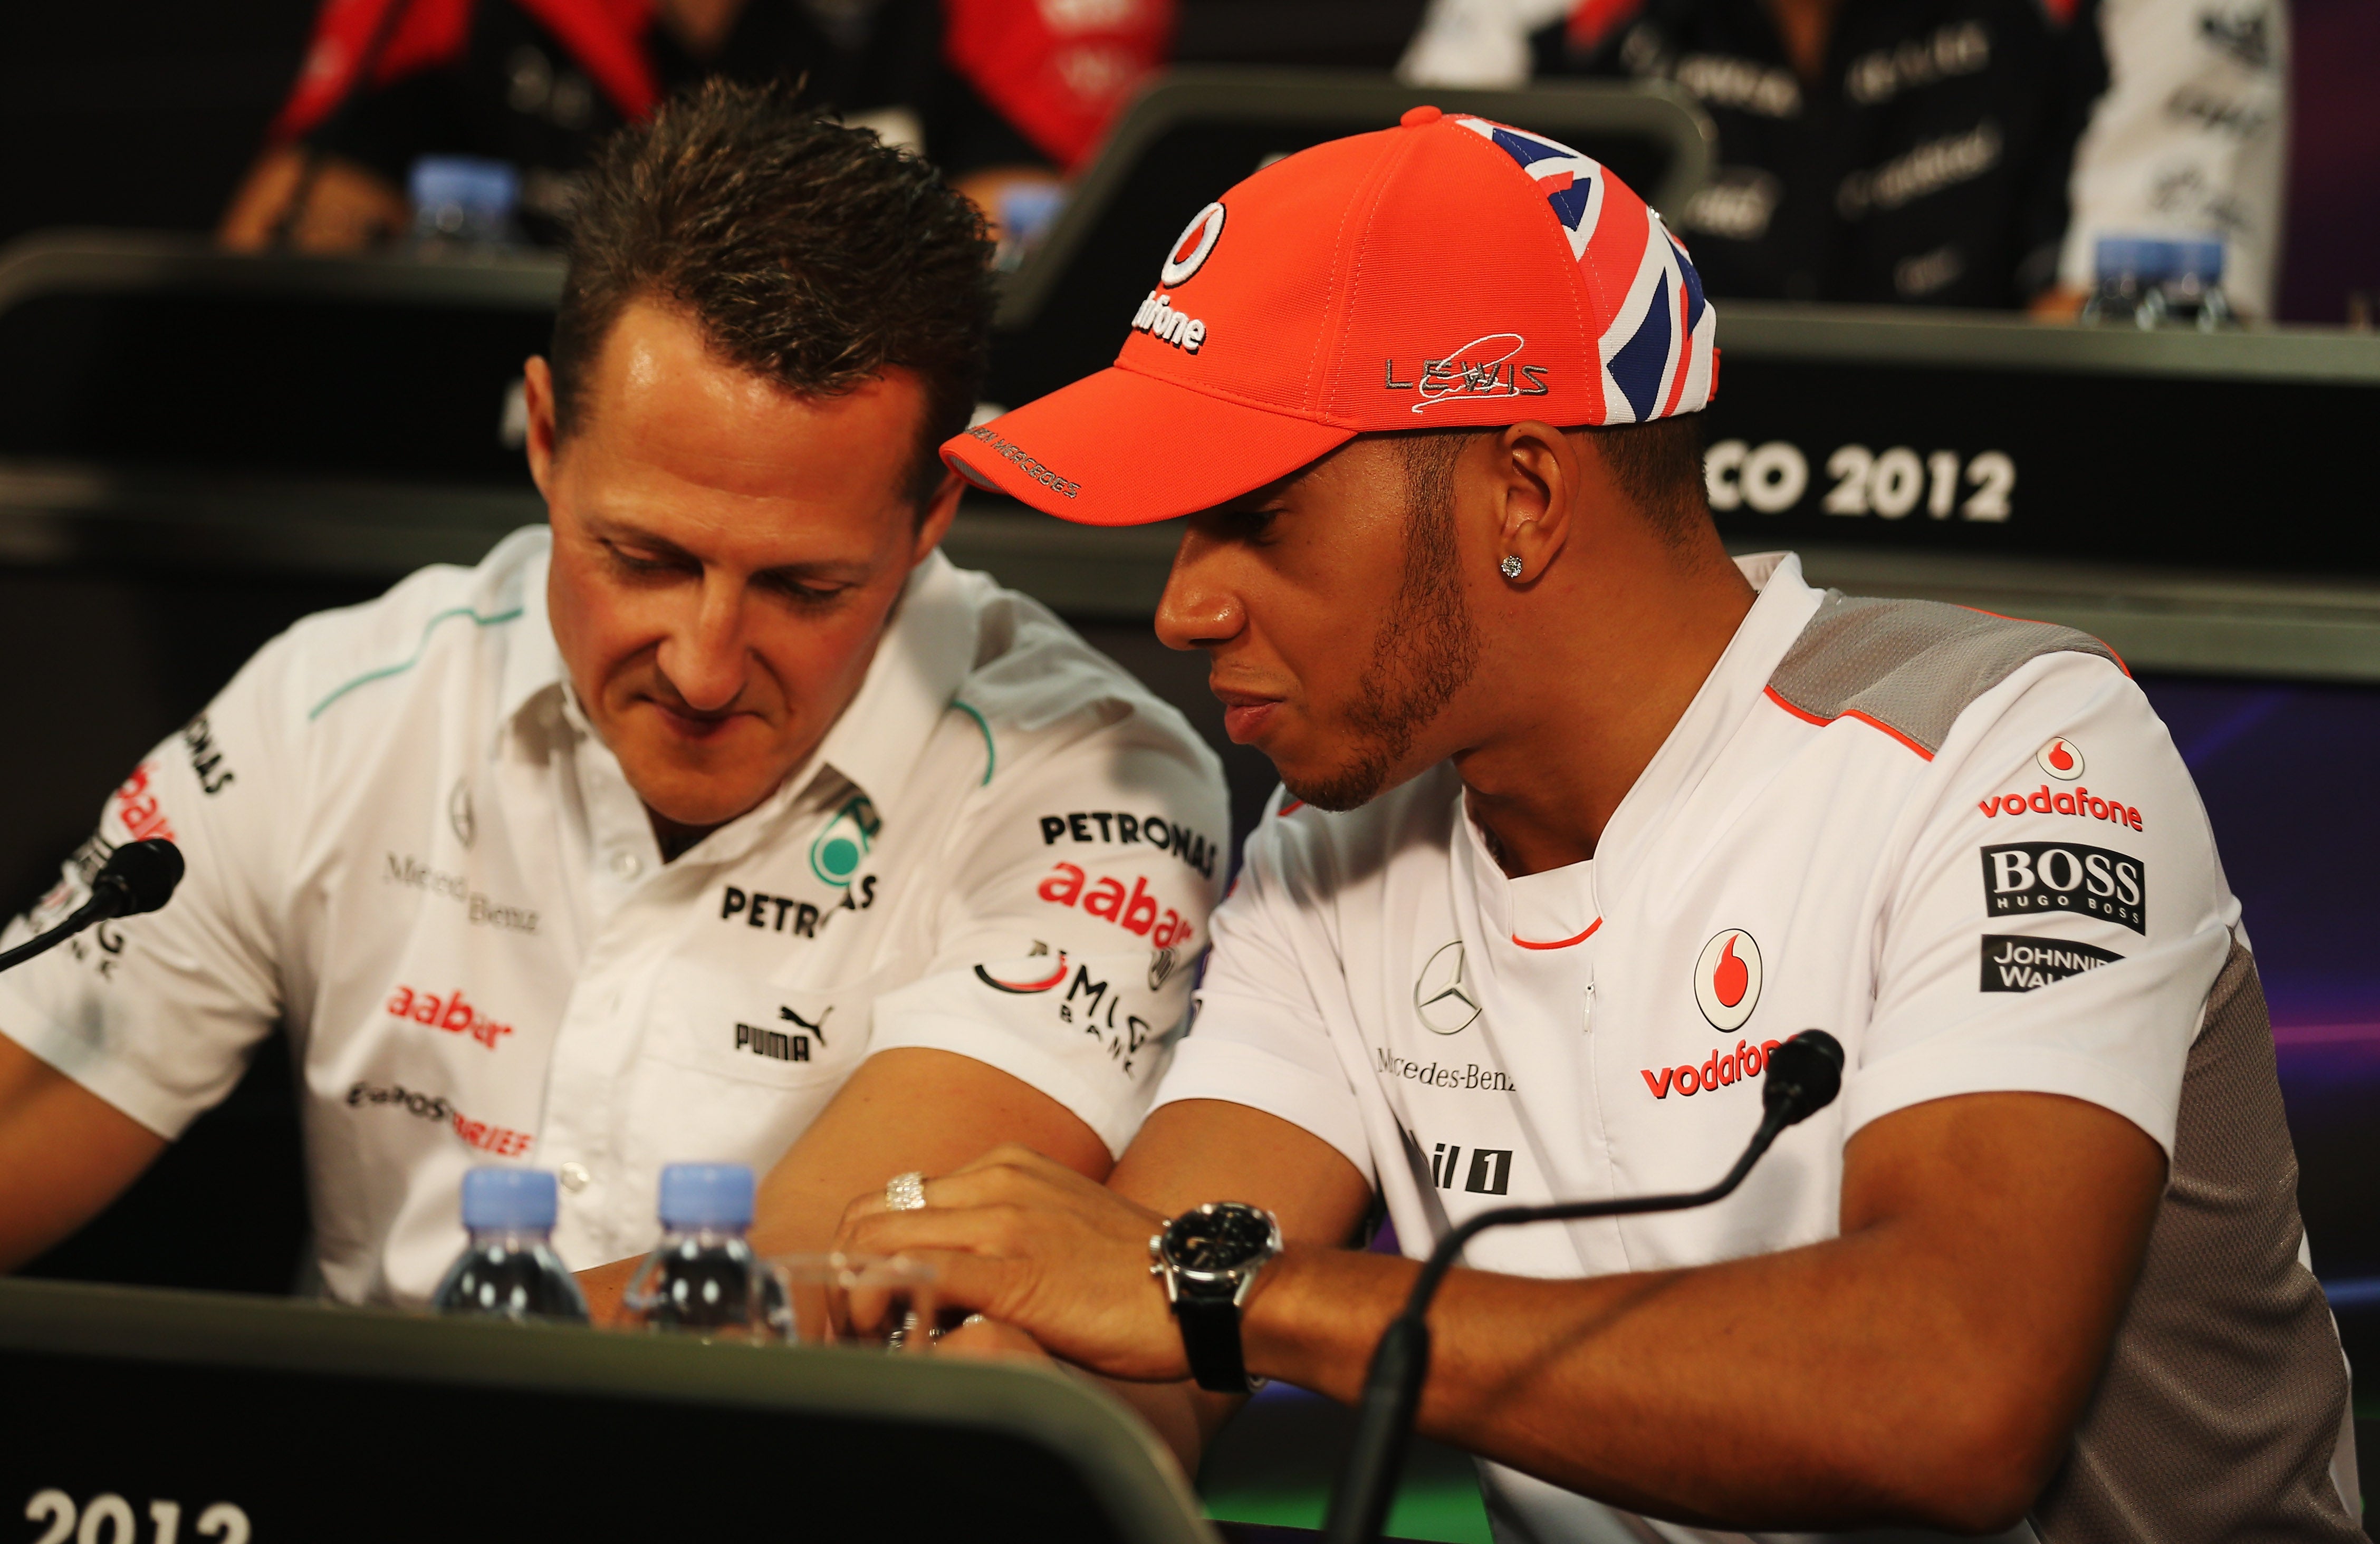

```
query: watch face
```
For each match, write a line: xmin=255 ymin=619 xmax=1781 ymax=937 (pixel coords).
xmin=1165 ymin=1203 xmax=1276 ymax=1275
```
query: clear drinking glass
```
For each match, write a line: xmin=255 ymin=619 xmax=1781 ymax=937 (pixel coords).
xmin=767 ymin=1253 xmax=938 ymax=1352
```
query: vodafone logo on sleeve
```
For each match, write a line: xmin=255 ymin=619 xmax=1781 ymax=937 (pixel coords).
xmin=1693 ymin=930 xmax=1762 ymax=1031
xmin=2037 ymin=738 xmax=2084 ymax=780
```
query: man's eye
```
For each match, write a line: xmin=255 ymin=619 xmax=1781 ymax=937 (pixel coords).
xmin=764 ymin=575 xmax=850 ymax=606
xmin=604 ymin=543 xmax=684 ymax=575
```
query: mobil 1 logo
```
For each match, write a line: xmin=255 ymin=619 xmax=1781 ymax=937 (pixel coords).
xmin=1980 ymin=842 xmax=2144 ymax=934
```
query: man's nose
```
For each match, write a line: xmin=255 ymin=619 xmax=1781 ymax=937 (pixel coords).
xmin=1154 ymin=528 xmax=1244 ymax=653
xmin=655 ymin=572 xmax=747 ymax=711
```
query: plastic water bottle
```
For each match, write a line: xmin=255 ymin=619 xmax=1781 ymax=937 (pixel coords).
xmin=622 ymin=1163 xmax=782 ymax=1339
xmin=431 ymin=1167 xmax=589 ymax=1324
xmin=408 ymin=155 xmax=522 ymax=253
xmin=2080 ymin=237 xmax=2171 ymax=329
xmin=2159 ymin=238 xmax=2235 ymax=330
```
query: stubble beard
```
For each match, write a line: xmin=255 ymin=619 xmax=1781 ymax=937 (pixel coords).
xmin=1286 ymin=453 xmax=1482 ymax=813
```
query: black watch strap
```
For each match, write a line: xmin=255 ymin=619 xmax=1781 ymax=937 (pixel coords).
xmin=1173 ymin=1293 xmax=1254 ymax=1394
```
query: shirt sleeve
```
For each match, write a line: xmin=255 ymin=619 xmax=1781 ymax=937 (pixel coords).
xmin=1146 ymin=798 xmax=1376 ymax=1183
xmin=0 ymin=640 xmax=296 ymax=1139
xmin=866 ymin=708 xmax=1231 ymax=1157
xmin=1847 ymin=651 xmax=2234 ymax=1156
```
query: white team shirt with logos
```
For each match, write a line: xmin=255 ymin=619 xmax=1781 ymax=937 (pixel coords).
xmin=0 ymin=527 xmax=1226 ymax=1306
xmin=1155 ymin=553 xmax=2234 ymax=1544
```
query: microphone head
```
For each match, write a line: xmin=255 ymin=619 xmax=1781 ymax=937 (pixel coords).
xmin=91 ymin=838 xmax=184 ymax=918
xmin=1760 ymin=1030 xmax=1844 ymax=1127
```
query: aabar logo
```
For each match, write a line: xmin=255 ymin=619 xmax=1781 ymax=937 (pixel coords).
xmin=1035 ymin=863 xmax=1196 ymax=947
xmin=1413 ymin=941 xmax=1481 ymax=1035
xmin=1693 ymin=929 xmax=1762 ymax=1032
xmin=384 ymin=985 xmax=514 ymax=1049
xmin=1159 ymin=201 xmax=1225 ymax=286
xmin=2037 ymin=738 xmax=2084 ymax=780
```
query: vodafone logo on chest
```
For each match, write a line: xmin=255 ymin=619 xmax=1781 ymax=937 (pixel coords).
xmin=1693 ymin=929 xmax=1762 ymax=1032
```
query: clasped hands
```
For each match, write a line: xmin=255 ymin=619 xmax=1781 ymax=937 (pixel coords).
xmin=836 ymin=1143 xmax=1194 ymax=1380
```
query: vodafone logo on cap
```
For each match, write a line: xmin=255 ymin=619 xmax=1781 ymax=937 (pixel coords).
xmin=1159 ymin=201 xmax=1226 ymax=286
xmin=2037 ymin=738 xmax=2084 ymax=780
xmin=1693 ymin=929 xmax=1762 ymax=1032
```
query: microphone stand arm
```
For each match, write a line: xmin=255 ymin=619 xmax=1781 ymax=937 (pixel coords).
xmin=1319 ymin=1108 xmax=1792 ymax=1544
xmin=0 ymin=896 xmax=120 ymax=976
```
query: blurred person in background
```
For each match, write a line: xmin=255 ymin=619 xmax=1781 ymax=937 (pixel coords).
xmin=1401 ymin=0 xmax=2283 ymax=317
xmin=219 ymin=0 xmax=1173 ymax=253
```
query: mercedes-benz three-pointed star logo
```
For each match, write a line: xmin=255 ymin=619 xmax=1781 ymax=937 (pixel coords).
xmin=1413 ymin=940 xmax=1481 ymax=1035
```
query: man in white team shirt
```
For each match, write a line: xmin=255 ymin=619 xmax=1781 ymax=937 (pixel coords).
xmin=841 ymin=110 xmax=2362 ymax=1541
xmin=0 ymin=82 xmax=1225 ymax=1313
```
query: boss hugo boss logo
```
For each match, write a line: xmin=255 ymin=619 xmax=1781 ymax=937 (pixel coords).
xmin=1980 ymin=842 xmax=2145 ymax=934
xmin=1693 ymin=929 xmax=1762 ymax=1032
xmin=1413 ymin=941 xmax=1482 ymax=1035
xmin=1981 ymin=934 xmax=2123 ymax=992
xmin=1428 ymin=1142 xmax=1513 ymax=1195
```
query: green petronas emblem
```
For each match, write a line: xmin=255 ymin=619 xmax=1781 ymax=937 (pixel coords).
xmin=810 ymin=795 xmax=881 ymax=887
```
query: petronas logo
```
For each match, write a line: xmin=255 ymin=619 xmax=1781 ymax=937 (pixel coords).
xmin=810 ymin=796 xmax=881 ymax=887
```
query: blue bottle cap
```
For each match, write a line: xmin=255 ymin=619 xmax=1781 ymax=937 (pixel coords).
xmin=658 ymin=1163 xmax=756 ymax=1230
xmin=408 ymin=155 xmax=520 ymax=224
xmin=2170 ymin=238 xmax=2225 ymax=283
xmin=2095 ymin=236 xmax=2175 ymax=282
xmin=460 ymin=1166 xmax=558 ymax=1231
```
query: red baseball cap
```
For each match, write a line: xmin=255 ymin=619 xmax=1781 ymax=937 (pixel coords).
xmin=942 ymin=104 xmax=1718 ymax=527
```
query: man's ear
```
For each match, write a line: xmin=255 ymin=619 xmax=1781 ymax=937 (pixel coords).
xmin=911 ymin=467 xmax=966 ymax=565
xmin=523 ymin=356 xmax=560 ymax=500
xmin=1486 ymin=421 xmax=1581 ymax=586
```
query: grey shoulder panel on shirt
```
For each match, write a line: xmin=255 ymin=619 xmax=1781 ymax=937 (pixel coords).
xmin=1767 ymin=592 xmax=2121 ymax=756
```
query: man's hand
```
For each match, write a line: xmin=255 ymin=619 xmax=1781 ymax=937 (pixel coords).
xmin=838 ymin=1144 xmax=1191 ymax=1382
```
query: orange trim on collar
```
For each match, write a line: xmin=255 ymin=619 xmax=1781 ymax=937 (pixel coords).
xmin=1513 ymin=917 xmax=1602 ymax=950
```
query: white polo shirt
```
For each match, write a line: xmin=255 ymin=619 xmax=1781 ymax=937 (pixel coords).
xmin=1157 ymin=553 xmax=2358 ymax=1544
xmin=1 ymin=527 xmax=1227 ymax=1307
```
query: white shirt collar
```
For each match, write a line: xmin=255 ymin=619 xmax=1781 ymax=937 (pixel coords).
xmin=1457 ymin=551 xmax=1824 ymax=925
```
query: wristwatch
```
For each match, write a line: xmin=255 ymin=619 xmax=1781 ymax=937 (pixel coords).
xmin=1149 ymin=1201 xmax=1284 ymax=1394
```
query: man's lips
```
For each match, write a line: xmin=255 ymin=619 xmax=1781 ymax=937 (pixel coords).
xmin=649 ymin=700 xmax=746 ymax=741
xmin=1212 ymin=685 xmax=1285 ymax=745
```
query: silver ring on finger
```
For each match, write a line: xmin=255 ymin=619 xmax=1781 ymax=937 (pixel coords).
xmin=885 ymin=1170 xmax=928 ymax=1212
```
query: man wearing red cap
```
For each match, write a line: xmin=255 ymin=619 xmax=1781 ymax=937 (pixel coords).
xmin=846 ymin=109 xmax=2358 ymax=1542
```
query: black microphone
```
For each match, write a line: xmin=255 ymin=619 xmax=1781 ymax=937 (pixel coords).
xmin=0 ymin=839 xmax=185 ymax=976
xmin=1320 ymin=1029 xmax=1845 ymax=1544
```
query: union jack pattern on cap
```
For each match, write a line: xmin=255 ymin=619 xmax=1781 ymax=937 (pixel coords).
xmin=946 ymin=103 xmax=1722 ymax=526
xmin=1453 ymin=116 xmax=1716 ymax=426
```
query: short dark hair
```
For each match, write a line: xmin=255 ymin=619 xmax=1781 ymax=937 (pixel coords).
xmin=1387 ymin=414 xmax=1712 ymax=546
xmin=551 ymin=79 xmax=996 ymax=509
xmin=1584 ymin=412 xmax=1709 ymax=545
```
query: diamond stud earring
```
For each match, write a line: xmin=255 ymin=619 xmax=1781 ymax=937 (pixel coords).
xmin=1500 ymin=555 xmax=1524 ymax=580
